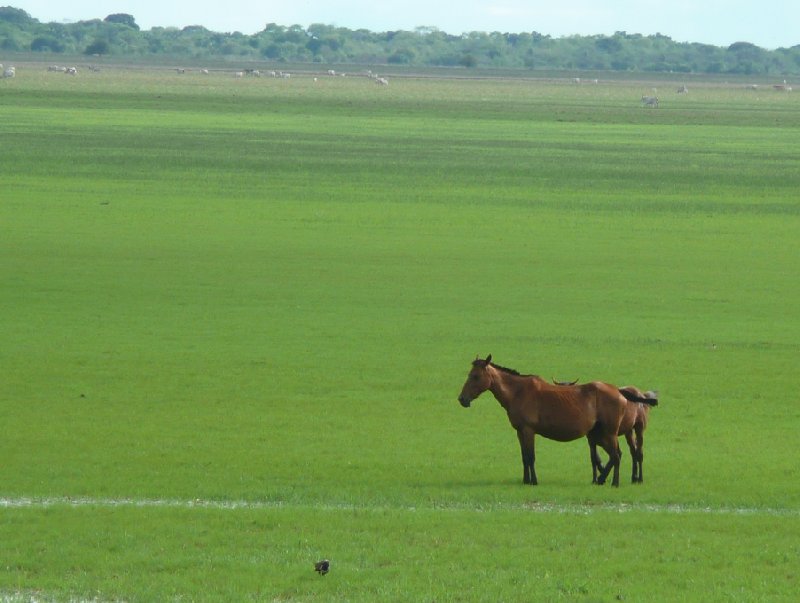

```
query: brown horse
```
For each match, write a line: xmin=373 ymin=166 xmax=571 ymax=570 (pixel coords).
xmin=588 ymin=385 xmax=657 ymax=484
xmin=458 ymin=355 xmax=657 ymax=487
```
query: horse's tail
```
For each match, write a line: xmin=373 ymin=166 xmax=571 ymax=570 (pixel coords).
xmin=620 ymin=387 xmax=659 ymax=406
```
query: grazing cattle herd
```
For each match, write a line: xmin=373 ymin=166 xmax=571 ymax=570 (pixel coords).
xmin=1 ymin=63 xmax=795 ymax=105
xmin=641 ymin=94 xmax=659 ymax=107
xmin=0 ymin=63 xmax=388 ymax=83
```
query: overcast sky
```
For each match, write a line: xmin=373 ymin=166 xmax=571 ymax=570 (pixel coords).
xmin=8 ymin=1 xmax=799 ymax=49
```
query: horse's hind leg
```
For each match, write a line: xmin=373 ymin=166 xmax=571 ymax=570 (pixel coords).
xmin=596 ymin=436 xmax=621 ymax=487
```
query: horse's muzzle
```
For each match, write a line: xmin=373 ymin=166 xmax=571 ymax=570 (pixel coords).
xmin=458 ymin=396 xmax=471 ymax=408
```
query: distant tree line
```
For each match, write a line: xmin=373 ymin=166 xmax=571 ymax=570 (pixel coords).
xmin=2 ymin=6 xmax=799 ymax=76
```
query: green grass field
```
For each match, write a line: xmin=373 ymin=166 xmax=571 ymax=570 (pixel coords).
xmin=1 ymin=63 xmax=799 ymax=601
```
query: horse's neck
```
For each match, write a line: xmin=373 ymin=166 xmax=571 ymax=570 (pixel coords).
xmin=489 ymin=369 xmax=532 ymax=409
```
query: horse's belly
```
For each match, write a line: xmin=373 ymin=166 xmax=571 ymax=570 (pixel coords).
xmin=536 ymin=413 xmax=595 ymax=441
xmin=538 ymin=426 xmax=587 ymax=442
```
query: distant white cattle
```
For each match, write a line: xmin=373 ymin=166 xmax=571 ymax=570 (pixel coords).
xmin=234 ymin=71 xmax=244 ymax=78
xmin=200 ymin=68 xmax=209 ymax=75
xmin=2 ymin=66 xmax=15 ymax=78
xmin=677 ymin=85 xmax=688 ymax=94
xmin=375 ymin=77 xmax=389 ymax=86
xmin=641 ymin=95 xmax=659 ymax=107
xmin=66 ymin=67 xmax=77 ymax=75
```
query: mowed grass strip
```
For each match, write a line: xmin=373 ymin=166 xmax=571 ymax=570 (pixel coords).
xmin=1 ymin=66 xmax=799 ymax=600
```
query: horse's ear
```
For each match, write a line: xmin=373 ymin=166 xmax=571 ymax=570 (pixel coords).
xmin=485 ymin=354 xmax=492 ymax=365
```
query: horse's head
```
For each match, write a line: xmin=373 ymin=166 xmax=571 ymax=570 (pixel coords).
xmin=458 ymin=354 xmax=493 ymax=408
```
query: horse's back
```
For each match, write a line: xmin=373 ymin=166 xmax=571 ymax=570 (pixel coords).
xmin=583 ymin=381 xmax=628 ymax=406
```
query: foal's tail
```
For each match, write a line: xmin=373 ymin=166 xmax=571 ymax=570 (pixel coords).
xmin=619 ymin=387 xmax=659 ymax=406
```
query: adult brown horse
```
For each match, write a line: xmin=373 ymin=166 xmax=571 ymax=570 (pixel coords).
xmin=588 ymin=385 xmax=657 ymax=484
xmin=458 ymin=355 xmax=657 ymax=487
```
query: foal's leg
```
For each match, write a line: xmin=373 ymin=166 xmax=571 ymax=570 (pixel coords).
xmin=634 ymin=426 xmax=645 ymax=483
xmin=517 ymin=428 xmax=537 ymax=485
xmin=624 ymin=432 xmax=638 ymax=483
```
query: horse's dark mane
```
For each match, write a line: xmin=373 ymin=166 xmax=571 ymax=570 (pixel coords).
xmin=489 ymin=362 xmax=521 ymax=375
xmin=491 ymin=363 xmax=540 ymax=379
xmin=472 ymin=358 xmax=537 ymax=378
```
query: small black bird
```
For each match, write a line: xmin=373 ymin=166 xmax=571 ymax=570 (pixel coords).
xmin=314 ymin=559 xmax=330 ymax=575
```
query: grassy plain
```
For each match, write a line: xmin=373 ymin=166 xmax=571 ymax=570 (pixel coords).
xmin=1 ymin=64 xmax=799 ymax=601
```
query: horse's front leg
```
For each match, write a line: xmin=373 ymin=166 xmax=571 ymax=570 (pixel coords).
xmin=517 ymin=428 xmax=537 ymax=485
xmin=587 ymin=438 xmax=604 ymax=484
